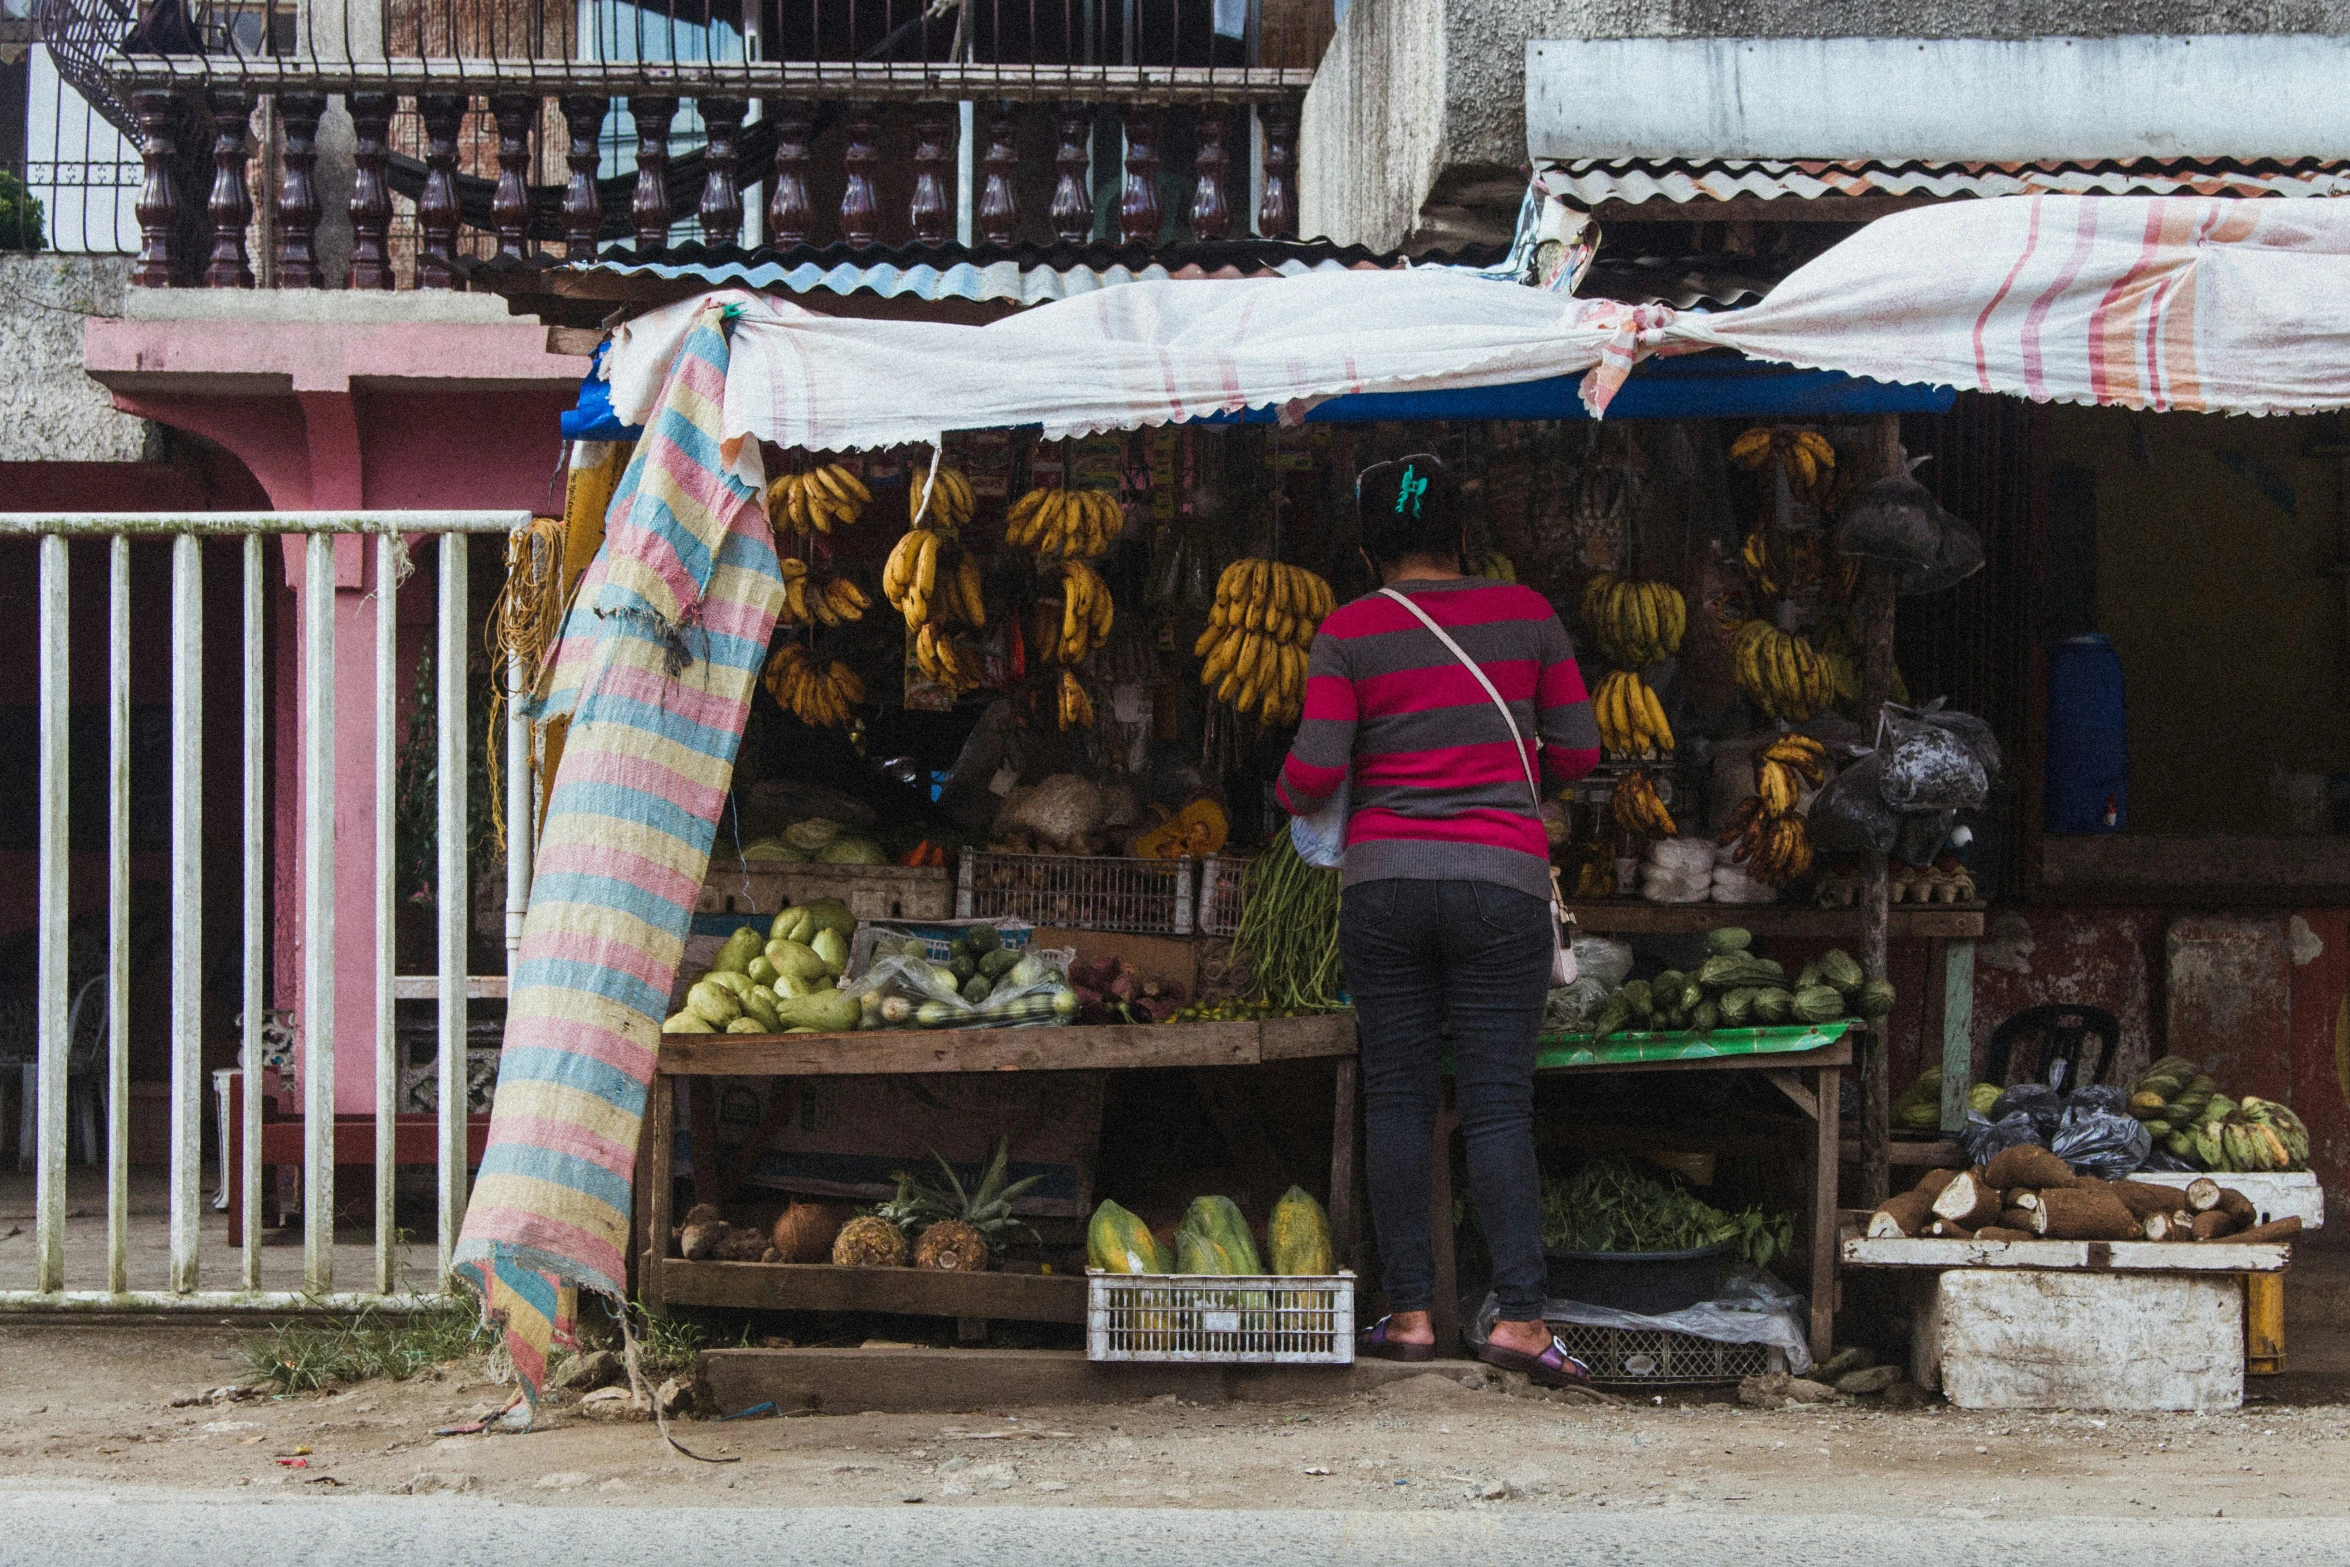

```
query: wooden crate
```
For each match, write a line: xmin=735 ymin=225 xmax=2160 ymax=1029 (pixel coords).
xmin=697 ymin=860 xmax=954 ymax=922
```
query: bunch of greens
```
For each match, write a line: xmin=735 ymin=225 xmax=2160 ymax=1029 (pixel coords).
xmin=1234 ymin=833 xmax=1344 ymax=1012
xmin=1539 ymin=1157 xmax=1793 ymax=1268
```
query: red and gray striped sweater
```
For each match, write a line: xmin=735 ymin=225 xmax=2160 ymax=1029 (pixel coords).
xmin=1274 ymin=577 xmax=1601 ymax=900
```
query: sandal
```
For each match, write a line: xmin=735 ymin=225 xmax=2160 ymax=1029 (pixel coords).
xmin=1357 ymin=1316 xmax=1437 ymax=1363
xmin=1478 ymin=1332 xmax=1601 ymax=1390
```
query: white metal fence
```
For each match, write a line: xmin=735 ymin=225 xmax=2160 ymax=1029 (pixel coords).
xmin=0 ymin=511 xmax=532 ymax=1310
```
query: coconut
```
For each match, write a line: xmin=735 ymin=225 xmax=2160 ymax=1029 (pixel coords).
xmin=770 ymin=1201 xmax=849 ymax=1263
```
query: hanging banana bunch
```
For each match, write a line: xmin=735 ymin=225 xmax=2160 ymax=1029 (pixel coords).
xmin=1581 ymin=574 xmax=1686 ymax=669
xmin=1718 ymin=734 xmax=1826 ymax=884
xmin=1729 ymin=619 xmax=1832 ymax=721
xmin=912 ymin=622 xmax=985 ymax=695
xmin=1006 ymin=486 xmax=1122 ymax=560
xmin=1473 ymin=551 xmax=1517 ymax=583
xmin=1056 ymin=668 xmax=1096 ymax=730
xmin=881 ymin=525 xmax=953 ymax=632
xmin=1611 ymin=768 xmax=1676 ymax=836
xmin=1591 ymin=669 xmax=1673 ymax=758
xmin=1050 ymin=559 xmax=1114 ymax=665
xmin=1193 ymin=560 xmax=1332 ymax=726
xmin=765 ymin=462 xmax=871 ymax=538
xmin=1729 ymin=426 xmax=1837 ymax=508
xmin=763 ymin=644 xmax=866 ymax=728
xmin=775 ymin=559 xmax=872 ymax=628
xmin=910 ymin=465 xmax=976 ymax=528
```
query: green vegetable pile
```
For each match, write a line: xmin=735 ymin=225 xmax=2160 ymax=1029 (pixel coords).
xmin=1588 ymin=927 xmax=1895 ymax=1038
xmin=1234 ymin=834 xmax=1344 ymax=1012
xmin=1539 ymin=1158 xmax=1794 ymax=1268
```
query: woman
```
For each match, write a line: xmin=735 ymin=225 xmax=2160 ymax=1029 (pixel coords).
xmin=1275 ymin=454 xmax=1601 ymax=1386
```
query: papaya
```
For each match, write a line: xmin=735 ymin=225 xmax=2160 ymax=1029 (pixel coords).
xmin=766 ymin=938 xmax=832 ymax=983
xmin=1087 ymin=1199 xmax=1169 ymax=1274
xmin=1267 ymin=1186 xmax=1334 ymax=1276
xmin=771 ymin=988 xmax=862 ymax=1033
xmin=1176 ymin=1195 xmax=1264 ymax=1275
xmin=1175 ymin=1228 xmax=1247 ymax=1276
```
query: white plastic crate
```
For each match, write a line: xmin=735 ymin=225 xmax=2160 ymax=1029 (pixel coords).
xmin=958 ymin=852 xmax=1196 ymax=934
xmin=1086 ymin=1271 xmax=1355 ymax=1364
xmin=1195 ymin=853 xmax=1253 ymax=938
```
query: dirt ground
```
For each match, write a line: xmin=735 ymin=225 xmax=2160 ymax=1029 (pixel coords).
xmin=4 ymin=1308 xmax=2349 ymax=1518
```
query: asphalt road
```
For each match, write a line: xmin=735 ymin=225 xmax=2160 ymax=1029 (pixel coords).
xmin=5 ymin=1496 xmax=2349 ymax=1567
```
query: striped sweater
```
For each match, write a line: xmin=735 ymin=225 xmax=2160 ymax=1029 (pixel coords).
xmin=1275 ymin=577 xmax=1601 ymax=899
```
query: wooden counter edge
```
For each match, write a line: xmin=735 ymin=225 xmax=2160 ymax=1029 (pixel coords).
xmin=657 ymin=1017 xmax=1273 ymax=1075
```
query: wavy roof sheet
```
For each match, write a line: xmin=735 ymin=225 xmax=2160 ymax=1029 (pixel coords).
xmin=1536 ymin=156 xmax=2350 ymax=208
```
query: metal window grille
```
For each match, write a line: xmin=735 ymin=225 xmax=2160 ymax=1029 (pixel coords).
xmin=1087 ymin=1270 xmax=1354 ymax=1364
xmin=1 ymin=512 xmax=531 ymax=1310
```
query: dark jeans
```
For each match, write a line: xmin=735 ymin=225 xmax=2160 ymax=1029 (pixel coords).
xmin=1339 ymin=876 xmax=1553 ymax=1322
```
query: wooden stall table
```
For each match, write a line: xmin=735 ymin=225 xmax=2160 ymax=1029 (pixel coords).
xmin=1566 ymin=901 xmax=1987 ymax=1203
xmin=633 ymin=1014 xmax=1362 ymax=1327
xmin=1428 ymin=1022 xmax=1855 ymax=1365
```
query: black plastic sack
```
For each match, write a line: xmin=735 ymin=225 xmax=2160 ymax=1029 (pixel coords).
xmin=1811 ymin=749 xmax=1900 ymax=856
xmin=1989 ymin=1082 xmax=2066 ymax=1141
xmin=2050 ymin=1102 xmax=2153 ymax=1180
xmin=1894 ymin=808 xmax=1957 ymax=868
xmin=1960 ymin=1109 xmax=2044 ymax=1167
xmin=2066 ymin=1083 xmax=2130 ymax=1117
xmin=1837 ymin=463 xmax=1947 ymax=577
xmin=1899 ymin=514 xmax=1985 ymax=595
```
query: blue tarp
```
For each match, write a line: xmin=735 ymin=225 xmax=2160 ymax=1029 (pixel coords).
xmin=559 ymin=344 xmax=1957 ymax=444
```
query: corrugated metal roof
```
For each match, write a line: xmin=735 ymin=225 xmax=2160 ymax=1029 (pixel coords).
xmin=470 ymin=236 xmax=1776 ymax=312
xmin=1536 ymin=156 xmax=2350 ymax=208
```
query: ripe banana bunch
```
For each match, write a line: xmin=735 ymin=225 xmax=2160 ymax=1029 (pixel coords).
xmin=1473 ymin=551 xmax=1517 ymax=583
xmin=762 ymin=644 xmax=865 ymax=728
xmin=938 ymin=554 xmax=986 ymax=630
xmin=910 ymin=464 xmax=976 ymax=528
xmin=912 ymin=621 xmax=985 ymax=695
xmin=881 ymin=526 xmax=951 ymax=631
xmin=1729 ymin=426 xmax=1837 ymax=506
xmin=1194 ymin=560 xmax=1333 ymax=725
xmin=1007 ymin=486 xmax=1123 ymax=560
xmin=1053 ymin=560 xmax=1114 ymax=665
xmin=1581 ymin=574 xmax=1686 ymax=670
xmin=765 ymin=462 xmax=871 ymax=537
xmin=1756 ymin=733 xmax=1826 ymax=815
xmin=1592 ymin=669 xmax=1672 ymax=758
xmin=775 ymin=560 xmax=872 ymax=628
xmin=1056 ymin=668 xmax=1096 ymax=730
xmin=1730 ymin=620 xmax=1831 ymax=721
xmin=1717 ymin=800 xmax=1815 ymax=884
xmin=1611 ymin=768 xmax=1676 ymax=836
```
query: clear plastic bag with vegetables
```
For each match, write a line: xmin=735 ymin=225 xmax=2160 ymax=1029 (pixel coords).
xmin=847 ymin=927 xmax=1080 ymax=1030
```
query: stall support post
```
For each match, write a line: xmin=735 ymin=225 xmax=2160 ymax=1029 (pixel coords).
xmin=2245 ymin=1272 xmax=2285 ymax=1374
xmin=1809 ymin=1060 xmax=1842 ymax=1365
xmin=1936 ymin=937 xmax=1977 ymax=1133
xmin=1328 ymin=1055 xmax=1363 ymax=1273
xmin=636 ymin=1073 xmax=677 ymax=1316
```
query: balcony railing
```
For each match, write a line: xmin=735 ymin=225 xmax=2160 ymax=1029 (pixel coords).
xmin=31 ymin=0 xmax=1324 ymax=287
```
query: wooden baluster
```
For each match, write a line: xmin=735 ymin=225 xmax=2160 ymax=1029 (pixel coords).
xmin=131 ymin=89 xmax=182 ymax=287
xmin=839 ymin=100 xmax=879 ymax=246
xmin=560 ymin=95 xmax=608 ymax=261
xmin=489 ymin=93 xmax=534 ymax=263
xmin=629 ymin=95 xmax=677 ymax=252
xmin=346 ymin=93 xmax=394 ymax=289
xmin=977 ymin=101 xmax=1018 ymax=246
xmin=1118 ymin=106 xmax=1160 ymax=247
xmin=1258 ymin=104 xmax=1298 ymax=239
xmin=1188 ymin=105 xmax=1231 ymax=241
xmin=767 ymin=99 xmax=812 ymax=247
xmin=909 ymin=103 xmax=952 ymax=247
xmin=1049 ymin=103 xmax=1093 ymax=243
xmin=273 ymin=92 xmax=325 ymax=287
xmin=696 ymin=96 xmax=746 ymax=248
xmin=416 ymin=94 xmax=465 ymax=288
xmin=203 ymin=91 xmax=253 ymax=287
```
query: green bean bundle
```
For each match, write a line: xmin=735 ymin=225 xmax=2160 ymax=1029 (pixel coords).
xmin=1234 ymin=834 xmax=1344 ymax=1012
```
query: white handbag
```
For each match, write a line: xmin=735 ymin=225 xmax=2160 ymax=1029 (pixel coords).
xmin=1378 ymin=588 xmax=1578 ymax=987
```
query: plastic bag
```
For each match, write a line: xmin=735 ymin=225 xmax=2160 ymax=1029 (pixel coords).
xmin=2050 ymin=1100 xmax=2153 ymax=1179
xmin=1959 ymin=1108 xmax=2045 ymax=1166
xmin=1468 ymin=1265 xmax=1813 ymax=1375
xmin=1878 ymin=704 xmax=1990 ymax=813
xmin=1544 ymin=976 xmax=1614 ymax=1033
xmin=1989 ymin=1082 xmax=2066 ymax=1140
xmin=845 ymin=946 xmax=1078 ymax=1030
xmin=1571 ymin=936 xmax=1635 ymax=991
xmin=1900 ymin=513 xmax=1985 ymax=595
xmin=1836 ymin=464 xmax=1949 ymax=577
xmin=1811 ymin=748 xmax=1901 ymax=856
xmin=1894 ymin=808 xmax=1957 ymax=868
xmin=1640 ymin=863 xmax=1712 ymax=904
xmin=1289 ymin=773 xmax=1349 ymax=869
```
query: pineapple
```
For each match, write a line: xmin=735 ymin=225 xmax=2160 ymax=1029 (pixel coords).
xmin=830 ymin=1213 xmax=908 ymax=1267
xmin=884 ymin=1138 xmax=1047 ymax=1273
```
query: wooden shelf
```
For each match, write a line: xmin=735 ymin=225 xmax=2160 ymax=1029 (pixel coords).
xmin=1838 ymin=1212 xmax=2290 ymax=1273
xmin=655 ymin=1012 xmax=1357 ymax=1077
xmin=1564 ymin=901 xmax=1986 ymax=939
xmin=654 ymin=1259 xmax=1089 ymax=1322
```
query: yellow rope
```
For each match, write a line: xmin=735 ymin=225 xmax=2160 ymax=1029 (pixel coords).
xmin=484 ymin=514 xmax=570 ymax=858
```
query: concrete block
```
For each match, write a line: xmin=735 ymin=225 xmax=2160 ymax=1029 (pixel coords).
xmin=1914 ymin=1269 xmax=2243 ymax=1412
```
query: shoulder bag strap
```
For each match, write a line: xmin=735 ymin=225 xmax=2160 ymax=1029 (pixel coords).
xmin=1377 ymin=586 xmax=1543 ymax=813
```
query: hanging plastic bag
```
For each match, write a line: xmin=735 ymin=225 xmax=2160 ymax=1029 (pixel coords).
xmin=1836 ymin=460 xmax=1949 ymax=577
xmin=1899 ymin=513 xmax=1985 ymax=595
xmin=1878 ymin=703 xmax=1991 ymax=813
xmin=1289 ymin=773 xmax=1349 ymax=870
xmin=1810 ymin=748 xmax=1900 ymax=856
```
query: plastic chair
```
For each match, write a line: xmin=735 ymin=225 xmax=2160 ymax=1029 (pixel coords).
xmin=1984 ymin=1003 xmax=2120 ymax=1094
xmin=14 ymin=975 xmax=106 ymax=1169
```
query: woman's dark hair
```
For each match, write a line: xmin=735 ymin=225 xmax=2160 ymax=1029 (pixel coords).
xmin=1355 ymin=453 xmax=1460 ymax=566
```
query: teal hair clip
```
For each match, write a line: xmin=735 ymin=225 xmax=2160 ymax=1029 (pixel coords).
xmin=1395 ymin=464 xmax=1429 ymax=517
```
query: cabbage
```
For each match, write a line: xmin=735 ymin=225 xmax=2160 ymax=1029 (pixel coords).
xmin=815 ymin=834 xmax=886 ymax=865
